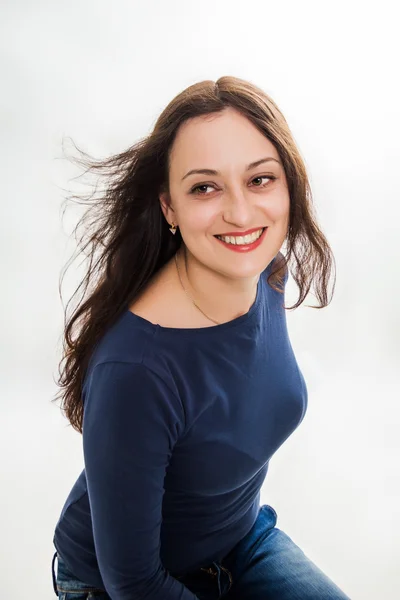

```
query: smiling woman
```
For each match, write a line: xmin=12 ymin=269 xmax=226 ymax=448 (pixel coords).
xmin=50 ymin=76 xmax=347 ymax=600
xmin=155 ymin=106 xmax=293 ymax=323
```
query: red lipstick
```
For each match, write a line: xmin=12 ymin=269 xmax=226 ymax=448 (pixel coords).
xmin=214 ymin=227 xmax=268 ymax=253
xmin=216 ymin=226 xmax=263 ymax=237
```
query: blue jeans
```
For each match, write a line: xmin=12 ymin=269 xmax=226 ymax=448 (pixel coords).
xmin=52 ymin=504 xmax=351 ymax=599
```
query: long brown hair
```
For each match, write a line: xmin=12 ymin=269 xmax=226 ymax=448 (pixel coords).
xmin=53 ymin=75 xmax=335 ymax=433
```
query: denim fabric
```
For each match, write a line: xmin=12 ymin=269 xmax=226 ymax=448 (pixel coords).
xmin=51 ymin=551 xmax=110 ymax=599
xmin=217 ymin=504 xmax=351 ymax=599
xmin=52 ymin=504 xmax=351 ymax=599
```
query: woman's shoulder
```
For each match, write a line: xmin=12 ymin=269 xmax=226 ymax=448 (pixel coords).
xmin=86 ymin=260 xmax=191 ymax=375
xmin=84 ymin=312 xmax=178 ymax=395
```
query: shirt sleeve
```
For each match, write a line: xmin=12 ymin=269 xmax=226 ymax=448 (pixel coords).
xmin=82 ymin=360 xmax=198 ymax=600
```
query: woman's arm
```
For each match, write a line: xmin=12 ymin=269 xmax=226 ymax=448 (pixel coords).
xmin=83 ymin=360 xmax=198 ymax=600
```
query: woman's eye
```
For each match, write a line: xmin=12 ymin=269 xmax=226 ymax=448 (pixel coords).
xmin=252 ymin=175 xmax=276 ymax=186
xmin=190 ymin=184 xmax=214 ymax=195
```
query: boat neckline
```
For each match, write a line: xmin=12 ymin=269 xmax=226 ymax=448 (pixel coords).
xmin=124 ymin=273 xmax=265 ymax=335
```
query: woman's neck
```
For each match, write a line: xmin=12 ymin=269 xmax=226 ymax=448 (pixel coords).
xmin=176 ymin=247 xmax=260 ymax=325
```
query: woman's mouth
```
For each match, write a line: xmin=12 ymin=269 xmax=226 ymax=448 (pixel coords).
xmin=214 ymin=227 xmax=268 ymax=252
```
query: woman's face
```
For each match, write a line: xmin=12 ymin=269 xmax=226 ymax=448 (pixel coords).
xmin=160 ymin=107 xmax=290 ymax=279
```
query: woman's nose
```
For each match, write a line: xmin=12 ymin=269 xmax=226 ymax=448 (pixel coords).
xmin=223 ymin=189 xmax=253 ymax=227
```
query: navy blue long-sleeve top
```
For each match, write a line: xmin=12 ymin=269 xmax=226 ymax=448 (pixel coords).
xmin=53 ymin=255 xmax=308 ymax=599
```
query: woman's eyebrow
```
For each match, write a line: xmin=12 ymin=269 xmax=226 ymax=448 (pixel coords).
xmin=181 ymin=157 xmax=281 ymax=182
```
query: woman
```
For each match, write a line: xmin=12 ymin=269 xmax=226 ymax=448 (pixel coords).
xmin=51 ymin=76 xmax=349 ymax=599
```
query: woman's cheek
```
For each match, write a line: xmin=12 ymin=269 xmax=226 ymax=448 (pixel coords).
xmin=182 ymin=208 xmax=217 ymax=234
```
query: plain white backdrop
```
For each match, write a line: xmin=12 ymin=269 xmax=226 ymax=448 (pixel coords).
xmin=1 ymin=1 xmax=399 ymax=598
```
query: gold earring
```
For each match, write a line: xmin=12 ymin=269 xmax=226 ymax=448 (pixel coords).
xmin=169 ymin=222 xmax=177 ymax=235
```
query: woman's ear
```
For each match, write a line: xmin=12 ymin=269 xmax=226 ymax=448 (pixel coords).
xmin=159 ymin=191 xmax=176 ymax=225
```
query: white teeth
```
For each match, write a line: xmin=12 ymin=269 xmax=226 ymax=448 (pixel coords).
xmin=217 ymin=228 xmax=264 ymax=245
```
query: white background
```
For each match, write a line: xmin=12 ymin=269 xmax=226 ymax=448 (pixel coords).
xmin=1 ymin=1 xmax=399 ymax=598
